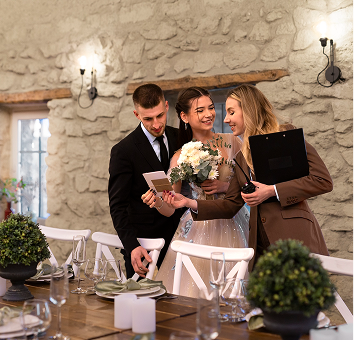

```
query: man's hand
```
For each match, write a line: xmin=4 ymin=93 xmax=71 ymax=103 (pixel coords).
xmin=201 ymin=179 xmax=229 ymax=194
xmin=241 ymin=181 xmax=275 ymax=207
xmin=131 ymin=246 xmax=152 ymax=277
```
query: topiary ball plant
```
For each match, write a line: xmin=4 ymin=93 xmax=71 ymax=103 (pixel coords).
xmin=247 ymin=239 xmax=336 ymax=317
xmin=0 ymin=213 xmax=50 ymax=268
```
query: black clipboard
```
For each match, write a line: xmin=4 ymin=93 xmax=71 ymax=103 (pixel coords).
xmin=249 ymin=128 xmax=309 ymax=202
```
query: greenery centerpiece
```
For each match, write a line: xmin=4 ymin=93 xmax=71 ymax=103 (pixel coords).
xmin=247 ymin=239 xmax=336 ymax=340
xmin=0 ymin=213 xmax=50 ymax=301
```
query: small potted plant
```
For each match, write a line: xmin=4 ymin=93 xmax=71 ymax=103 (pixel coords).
xmin=247 ymin=239 xmax=336 ymax=340
xmin=0 ymin=213 xmax=50 ymax=301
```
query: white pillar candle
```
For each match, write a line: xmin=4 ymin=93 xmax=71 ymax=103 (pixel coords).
xmin=337 ymin=324 xmax=353 ymax=340
xmin=310 ymin=328 xmax=337 ymax=340
xmin=0 ymin=277 xmax=6 ymax=296
xmin=114 ymin=294 xmax=137 ymax=329
xmin=132 ymin=298 xmax=156 ymax=334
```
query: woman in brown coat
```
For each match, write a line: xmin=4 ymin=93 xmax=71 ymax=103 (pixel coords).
xmin=163 ymin=84 xmax=332 ymax=270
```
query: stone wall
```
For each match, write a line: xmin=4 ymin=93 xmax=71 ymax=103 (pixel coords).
xmin=0 ymin=0 xmax=352 ymax=323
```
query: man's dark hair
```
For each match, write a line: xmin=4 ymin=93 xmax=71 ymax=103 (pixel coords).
xmin=132 ymin=84 xmax=165 ymax=109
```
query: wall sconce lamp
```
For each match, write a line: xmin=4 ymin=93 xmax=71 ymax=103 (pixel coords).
xmin=78 ymin=56 xmax=98 ymax=109
xmin=316 ymin=21 xmax=344 ymax=87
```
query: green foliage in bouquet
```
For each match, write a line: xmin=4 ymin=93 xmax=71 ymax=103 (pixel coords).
xmin=0 ymin=178 xmax=26 ymax=203
xmin=170 ymin=136 xmax=231 ymax=185
xmin=247 ymin=239 xmax=336 ymax=317
xmin=0 ymin=213 xmax=50 ymax=267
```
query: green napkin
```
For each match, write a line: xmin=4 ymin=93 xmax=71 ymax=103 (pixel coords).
xmin=95 ymin=278 xmax=166 ymax=294
xmin=248 ymin=314 xmax=265 ymax=330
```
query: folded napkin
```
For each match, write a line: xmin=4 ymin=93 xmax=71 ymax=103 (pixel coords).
xmin=30 ymin=263 xmax=74 ymax=280
xmin=95 ymin=278 xmax=166 ymax=294
xmin=245 ymin=308 xmax=264 ymax=330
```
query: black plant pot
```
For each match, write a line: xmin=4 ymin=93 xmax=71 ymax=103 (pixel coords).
xmin=0 ymin=262 xmax=37 ymax=301
xmin=263 ymin=310 xmax=319 ymax=340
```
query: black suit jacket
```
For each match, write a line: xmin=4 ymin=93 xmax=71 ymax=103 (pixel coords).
xmin=108 ymin=124 xmax=183 ymax=267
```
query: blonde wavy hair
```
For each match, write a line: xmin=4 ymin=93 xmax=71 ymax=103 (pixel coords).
xmin=227 ymin=84 xmax=279 ymax=171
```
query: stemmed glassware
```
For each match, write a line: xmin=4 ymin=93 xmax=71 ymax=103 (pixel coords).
xmin=104 ymin=259 xmax=122 ymax=281
xmin=220 ymin=278 xmax=249 ymax=322
xmin=21 ymin=299 xmax=51 ymax=340
xmin=49 ymin=265 xmax=70 ymax=340
xmin=71 ymin=235 xmax=87 ymax=294
xmin=209 ymin=252 xmax=227 ymax=322
xmin=84 ymin=258 xmax=105 ymax=291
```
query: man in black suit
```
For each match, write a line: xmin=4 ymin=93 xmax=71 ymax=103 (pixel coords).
xmin=108 ymin=84 xmax=182 ymax=278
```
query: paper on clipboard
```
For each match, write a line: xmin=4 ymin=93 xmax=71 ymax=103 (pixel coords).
xmin=143 ymin=171 xmax=174 ymax=196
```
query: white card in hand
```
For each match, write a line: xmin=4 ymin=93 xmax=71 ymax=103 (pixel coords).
xmin=143 ymin=171 xmax=174 ymax=196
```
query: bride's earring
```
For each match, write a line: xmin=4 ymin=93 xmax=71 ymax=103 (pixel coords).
xmin=185 ymin=122 xmax=188 ymax=130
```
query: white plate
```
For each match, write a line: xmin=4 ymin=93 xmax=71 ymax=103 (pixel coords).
xmin=27 ymin=272 xmax=73 ymax=282
xmin=112 ymin=286 xmax=161 ymax=296
xmin=0 ymin=315 xmax=39 ymax=334
xmin=96 ymin=287 xmax=166 ymax=299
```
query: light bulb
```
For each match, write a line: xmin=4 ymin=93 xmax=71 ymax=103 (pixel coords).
xmin=79 ymin=56 xmax=87 ymax=70
xmin=316 ymin=21 xmax=327 ymax=38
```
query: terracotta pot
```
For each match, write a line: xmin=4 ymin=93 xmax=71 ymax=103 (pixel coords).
xmin=4 ymin=201 xmax=12 ymax=220
xmin=0 ymin=262 xmax=37 ymax=301
xmin=263 ymin=310 xmax=319 ymax=340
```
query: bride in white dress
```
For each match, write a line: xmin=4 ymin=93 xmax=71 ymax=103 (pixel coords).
xmin=142 ymin=87 xmax=249 ymax=298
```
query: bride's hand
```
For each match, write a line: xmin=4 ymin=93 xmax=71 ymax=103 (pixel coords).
xmin=162 ymin=191 xmax=189 ymax=209
xmin=201 ymin=179 xmax=229 ymax=194
xmin=141 ymin=188 xmax=158 ymax=208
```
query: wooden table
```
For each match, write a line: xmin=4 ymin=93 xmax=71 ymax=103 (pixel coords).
xmin=0 ymin=281 xmax=309 ymax=340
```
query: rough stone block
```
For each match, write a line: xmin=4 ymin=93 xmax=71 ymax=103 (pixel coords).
xmin=313 ymin=80 xmax=353 ymax=100
xmin=122 ymin=39 xmax=145 ymax=64
xmin=335 ymin=120 xmax=352 ymax=134
xmin=174 ymin=58 xmax=193 ymax=74
xmin=55 ymin=53 xmax=68 ymax=69
xmin=208 ymin=35 xmax=230 ymax=45
xmin=179 ymin=36 xmax=201 ymax=51
xmin=67 ymin=193 xmax=95 ymax=217
xmin=132 ymin=68 xmax=147 ymax=80
xmin=59 ymin=68 xmax=74 ymax=83
xmin=293 ymin=115 xmax=333 ymax=135
xmin=266 ymin=9 xmax=284 ymax=22
xmin=119 ymin=2 xmax=154 ymax=23
xmin=82 ymin=118 xmax=110 ymax=136
xmin=234 ymin=30 xmax=247 ymax=42
xmin=97 ymin=83 xmax=125 ymax=98
xmin=308 ymin=130 xmax=336 ymax=150
xmin=322 ymin=229 xmax=352 ymax=251
xmin=293 ymin=7 xmax=323 ymax=29
xmin=91 ymin=156 xmax=110 ymax=179
xmin=76 ymin=98 xmax=119 ymax=122
xmin=141 ymin=22 xmax=177 ymax=40
xmin=275 ymin=22 xmax=296 ymax=35
xmin=65 ymin=122 xmax=83 ymax=137
xmin=2 ymin=62 xmax=26 ymax=74
xmin=47 ymin=70 xmax=59 ymax=83
xmin=222 ymin=15 xmax=232 ymax=35
xmin=19 ymin=46 xmax=41 ymax=59
xmin=195 ymin=15 xmax=221 ymax=36
xmin=224 ymin=44 xmax=259 ymax=69
xmin=162 ymin=0 xmax=191 ymax=16
xmin=64 ymin=159 xmax=85 ymax=172
xmin=302 ymin=101 xmax=331 ymax=114
xmin=328 ymin=180 xmax=353 ymax=204
xmin=322 ymin=149 xmax=349 ymax=178
xmin=21 ymin=75 xmax=35 ymax=89
xmin=339 ymin=147 xmax=353 ymax=166
xmin=89 ymin=178 xmax=108 ymax=192
xmin=49 ymin=117 xmax=66 ymax=135
xmin=75 ymin=174 xmax=90 ymax=193
xmin=66 ymin=138 xmax=89 ymax=161
xmin=0 ymin=72 xmax=15 ymax=90
xmin=249 ymin=21 xmax=271 ymax=42
xmin=261 ymin=35 xmax=290 ymax=61
xmin=293 ymin=29 xmax=315 ymax=51
xmin=155 ymin=59 xmax=170 ymax=77
xmin=335 ymin=130 xmax=353 ymax=148
xmin=47 ymin=135 xmax=64 ymax=155
xmin=108 ymin=71 xmax=128 ymax=84
xmin=306 ymin=0 xmax=327 ymax=10
xmin=118 ymin=107 xmax=139 ymax=132
xmin=193 ymin=52 xmax=223 ymax=73
xmin=332 ymin=100 xmax=353 ymax=121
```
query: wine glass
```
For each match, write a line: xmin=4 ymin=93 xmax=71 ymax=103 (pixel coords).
xmin=104 ymin=259 xmax=122 ymax=281
xmin=209 ymin=252 xmax=227 ymax=322
xmin=21 ymin=299 xmax=51 ymax=340
xmin=196 ymin=286 xmax=220 ymax=340
xmin=84 ymin=258 xmax=105 ymax=291
xmin=220 ymin=278 xmax=249 ymax=322
xmin=49 ymin=265 xmax=70 ymax=340
xmin=71 ymin=235 xmax=87 ymax=294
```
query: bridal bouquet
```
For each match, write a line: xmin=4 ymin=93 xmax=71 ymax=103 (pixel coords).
xmin=170 ymin=138 xmax=227 ymax=185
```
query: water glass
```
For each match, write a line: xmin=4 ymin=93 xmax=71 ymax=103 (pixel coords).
xmin=21 ymin=299 xmax=51 ymax=340
xmin=49 ymin=265 xmax=70 ymax=340
xmin=220 ymin=278 xmax=249 ymax=322
xmin=84 ymin=258 xmax=105 ymax=291
xmin=71 ymin=235 xmax=87 ymax=294
xmin=196 ymin=286 xmax=220 ymax=340
xmin=169 ymin=331 xmax=197 ymax=340
xmin=104 ymin=259 xmax=122 ymax=281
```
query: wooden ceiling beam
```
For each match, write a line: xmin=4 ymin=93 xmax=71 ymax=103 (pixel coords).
xmin=126 ymin=69 xmax=289 ymax=94
xmin=0 ymin=88 xmax=72 ymax=104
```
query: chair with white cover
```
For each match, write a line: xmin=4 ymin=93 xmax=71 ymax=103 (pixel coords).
xmin=311 ymin=253 xmax=353 ymax=324
xmin=171 ymin=240 xmax=254 ymax=295
xmin=39 ymin=225 xmax=91 ymax=276
xmin=91 ymin=231 xmax=165 ymax=282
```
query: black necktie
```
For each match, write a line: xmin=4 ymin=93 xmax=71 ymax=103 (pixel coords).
xmin=155 ymin=135 xmax=169 ymax=173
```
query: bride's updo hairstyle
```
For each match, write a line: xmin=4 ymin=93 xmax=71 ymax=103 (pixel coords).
xmin=175 ymin=87 xmax=213 ymax=148
xmin=227 ymin=84 xmax=279 ymax=171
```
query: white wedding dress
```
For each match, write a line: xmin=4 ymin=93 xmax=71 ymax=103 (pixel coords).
xmin=155 ymin=134 xmax=250 ymax=298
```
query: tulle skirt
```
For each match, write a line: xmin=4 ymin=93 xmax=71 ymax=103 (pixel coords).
xmin=155 ymin=205 xmax=250 ymax=298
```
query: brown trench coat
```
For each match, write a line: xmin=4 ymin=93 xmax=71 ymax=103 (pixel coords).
xmin=193 ymin=140 xmax=332 ymax=270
